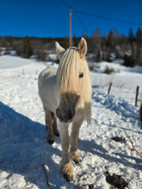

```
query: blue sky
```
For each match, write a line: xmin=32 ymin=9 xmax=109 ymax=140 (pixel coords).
xmin=0 ymin=0 xmax=142 ymax=37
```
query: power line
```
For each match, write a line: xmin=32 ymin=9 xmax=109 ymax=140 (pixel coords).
xmin=61 ymin=0 xmax=142 ymax=26
xmin=61 ymin=0 xmax=70 ymax=8
xmin=74 ymin=9 xmax=142 ymax=26
xmin=73 ymin=11 xmax=88 ymax=32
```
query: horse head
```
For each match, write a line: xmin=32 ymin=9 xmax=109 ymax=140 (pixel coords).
xmin=55 ymin=38 xmax=89 ymax=123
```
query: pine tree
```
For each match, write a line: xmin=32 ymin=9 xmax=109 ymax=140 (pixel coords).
xmin=136 ymin=28 xmax=142 ymax=44
xmin=95 ymin=50 xmax=102 ymax=62
xmin=128 ymin=28 xmax=134 ymax=43
xmin=135 ymin=28 xmax=142 ymax=65
xmin=23 ymin=36 xmax=33 ymax=58
xmin=106 ymin=29 xmax=116 ymax=50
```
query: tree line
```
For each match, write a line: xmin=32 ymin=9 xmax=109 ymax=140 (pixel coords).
xmin=0 ymin=27 xmax=142 ymax=67
xmin=85 ymin=27 xmax=142 ymax=67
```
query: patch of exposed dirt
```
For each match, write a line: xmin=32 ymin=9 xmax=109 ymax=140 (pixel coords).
xmin=106 ymin=171 xmax=128 ymax=189
xmin=111 ymin=136 xmax=126 ymax=143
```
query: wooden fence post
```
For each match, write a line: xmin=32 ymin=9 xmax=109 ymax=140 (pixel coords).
xmin=140 ymin=104 xmax=142 ymax=124
xmin=108 ymin=82 xmax=112 ymax=95
xmin=135 ymin=86 xmax=139 ymax=107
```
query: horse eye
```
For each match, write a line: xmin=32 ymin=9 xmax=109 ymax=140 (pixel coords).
xmin=79 ymin=72 xmax=84 ymax=78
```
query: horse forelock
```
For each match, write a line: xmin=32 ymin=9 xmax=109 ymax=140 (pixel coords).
xmin=57 ymin=48 xmax=80 ymax=93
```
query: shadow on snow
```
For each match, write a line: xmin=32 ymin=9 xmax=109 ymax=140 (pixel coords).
xmin=79 ymin=139 xmax=142 ymax=171
xmin=0 ymin=102 xmax=65 ymax=188
xmin=0 ymin=102 xmax=141 ymax=188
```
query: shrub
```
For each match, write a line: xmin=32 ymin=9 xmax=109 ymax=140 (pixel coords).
xmin=123 ymin=55 xmax=135 ymax=67
xmin=89 ymin=64 xmax=94 ymax=71
xmin=104 ymin=66 xmax=114 ymax=74
xmin=37 ymin=51 xmax=47 ymax=62
xmin=95 ymin=50 xmax=102 ymax=62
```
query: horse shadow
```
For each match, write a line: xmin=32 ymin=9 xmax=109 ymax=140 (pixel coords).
xmin=0 ymin=102 xmax=82 ymax=189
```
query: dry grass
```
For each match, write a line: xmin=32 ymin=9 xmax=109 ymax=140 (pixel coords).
xmin=123 ymin=128 xmax=142 ymax=159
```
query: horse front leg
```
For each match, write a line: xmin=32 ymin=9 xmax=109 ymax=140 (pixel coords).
xmin=59 ymin=121 xmax=73 ymax=181
xmin=70 ymin=112 xmax=84 ymax=163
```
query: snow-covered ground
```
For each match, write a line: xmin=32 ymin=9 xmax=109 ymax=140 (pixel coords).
xmin=0 ymin=55 xmax=142 ymax=189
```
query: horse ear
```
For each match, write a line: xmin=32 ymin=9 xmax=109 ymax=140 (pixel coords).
xmin=78 ymin=37 xmax=87 ymax=58
xmin=55 ymin=42 xmax=65 ymax=60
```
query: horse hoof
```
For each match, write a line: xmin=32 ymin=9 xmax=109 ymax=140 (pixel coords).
xmin=71 ymin=151 xmax=81 ymax=164
xmin=48 ymin=139 xmax=54 ymax=145
xmin=73 ymin=159 xmax=80 ymax=164
xmin=63 ymin=173 xmax=73 ymax=181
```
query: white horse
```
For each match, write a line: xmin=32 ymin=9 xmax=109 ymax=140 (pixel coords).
xmin=38 ymin=38 xmax=92 ymax=181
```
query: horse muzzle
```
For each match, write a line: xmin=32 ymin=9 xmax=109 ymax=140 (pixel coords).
xmin=56 ymin=108 xmax=75 ymax=123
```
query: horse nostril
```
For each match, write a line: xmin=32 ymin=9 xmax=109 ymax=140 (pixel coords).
xmin=56 ymin=108 xmax=59 ymax=115
xmin=68 ymin=110 xmax=73 ymax=120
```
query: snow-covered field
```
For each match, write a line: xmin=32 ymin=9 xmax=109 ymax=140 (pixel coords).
xmin=0 ymin=55 xmax=142 ymax=189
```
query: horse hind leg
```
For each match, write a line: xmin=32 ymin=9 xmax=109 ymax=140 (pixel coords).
xmin=52 ymin=113 xmax=60 ymax=137
xmin=44 ymin=108 xmax=55 ymax=145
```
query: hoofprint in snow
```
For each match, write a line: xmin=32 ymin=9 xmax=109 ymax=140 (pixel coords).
xmin=0 ymin=55 xmax=142 ymax=189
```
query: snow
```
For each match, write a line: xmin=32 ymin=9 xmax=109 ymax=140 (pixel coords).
xmin=90 ymin=61 xmax=142 ymax=106
xmin=0 ymin=55 xmax=142 ymax=189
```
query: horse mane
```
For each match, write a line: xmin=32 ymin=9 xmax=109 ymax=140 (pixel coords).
xmin=57 ymin=47 xmax=79 ymax=93
xmin=82 ymin=56 xmax=92 ymax=125
xmin=57 ymin=47 xmax=92 ymax=125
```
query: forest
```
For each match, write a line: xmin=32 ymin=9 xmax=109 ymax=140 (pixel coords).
xmin=0 ymin=27 xmax=142 ymax=67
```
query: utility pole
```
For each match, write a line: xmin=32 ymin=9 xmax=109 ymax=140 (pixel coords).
xmin=69 ymin=7 xmax=72 ymax=47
